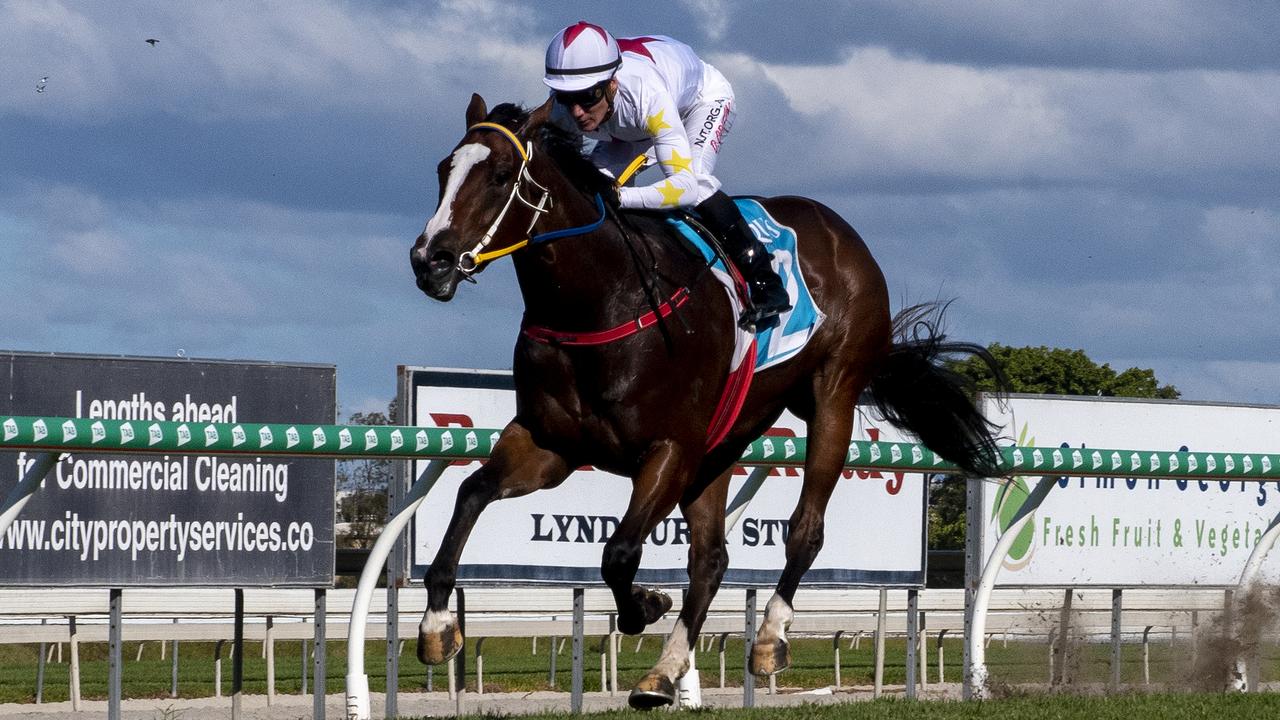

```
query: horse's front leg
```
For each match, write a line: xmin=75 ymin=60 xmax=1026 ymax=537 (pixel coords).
xmin=630 ymin=468 xmax=731 ymax=709
xmin=601 ymin=441 xmax=693 ymax=639
xmin=417 ymin=421 xmax=571 ymax=665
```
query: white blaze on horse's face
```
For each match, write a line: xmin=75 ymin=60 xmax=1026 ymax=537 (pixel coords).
xmin=424 ymin=143 xmax=491 ymax=242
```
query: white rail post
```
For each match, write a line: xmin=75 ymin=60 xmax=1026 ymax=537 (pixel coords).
xmin=214 ymin=640 xmax=226 ymax=698
xmin=69 ymin=616 xmax=80 ymax=711
xmin=266 ymin=615 xmax=275 ymax=705
xmin=0 ymin=452 xmax=57 ymax=536
xmin=1232 ymin=508 xmax=1280 ymax=691
xmin=598 ymin=635 xmax=607 ymax=693
xmin=832 ymin=630 xmax=844 ymax=690
xmin=967 ymin=474 xmax=1057 ymax=698
xmin=1048 ymin=627 xmax=1057 ymax=684
xmin=718 ymin=633 xmax=729 ymax=690
xmin=1055 ymin=589 xmax=1074 ymax=686
xmin=346 ymin=459 xmax=449 ymax=720
xmin=937 ymin=628 xmax=948 ymax=684
xmin=1142 ymin=626 xmax=1153 ymax=685
xmin=723 ymin=466 xmax=771 ymax=532
xmin=170 ymin=620 xmax=180 ymax=698
xmin=35 ymin=619 xmax=46 ymax=704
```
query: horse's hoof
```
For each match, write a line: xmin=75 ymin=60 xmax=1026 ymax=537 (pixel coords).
xmin=749 ymin=638 xmax=791 ymax=676
xmin=416 ymin=624 xmax=464 ymax=665
xmin=628 ymin=672 xmax=676 ymax=709
xmin=633 ymin=586 xmax=674 ymax=625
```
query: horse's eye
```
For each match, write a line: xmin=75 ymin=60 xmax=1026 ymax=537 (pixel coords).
xmin=492 ymin=164 xmax=513 ymax=186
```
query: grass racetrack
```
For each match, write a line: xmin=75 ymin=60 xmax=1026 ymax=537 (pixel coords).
xmin=4 ymin=634 xmax=1280 ymax=718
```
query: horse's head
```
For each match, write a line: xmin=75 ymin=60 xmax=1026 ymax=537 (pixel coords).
xmin=410 ymin=94 xmax=551 ymax=301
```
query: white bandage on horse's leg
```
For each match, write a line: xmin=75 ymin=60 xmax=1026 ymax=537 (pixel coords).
xmin=419 ymin=609 xmax=455 ymax=634
xmin=652 ymin=619 xmax=693 ymax=680
xmin=759 ymin=592 xmax=794 ymax=644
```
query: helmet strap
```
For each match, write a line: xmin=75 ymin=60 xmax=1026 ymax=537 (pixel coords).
xmin=601 ymin=78 xmax=618 ymax=124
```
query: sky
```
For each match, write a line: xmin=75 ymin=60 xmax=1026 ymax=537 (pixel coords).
xmin=3 ymin=1 xmax=1279 ymax=420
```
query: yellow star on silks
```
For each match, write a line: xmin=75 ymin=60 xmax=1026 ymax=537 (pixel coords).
xmin=662 ymin=148 xmax=693 ymax=175
xmin=656 ymin=180 xmax=685 ymax=207
xmin=645 ymin=109 xmax=673 ymax=137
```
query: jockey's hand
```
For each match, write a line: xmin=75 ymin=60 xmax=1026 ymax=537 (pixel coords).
xmin=603 ymin=181 xmax=622 ymax=209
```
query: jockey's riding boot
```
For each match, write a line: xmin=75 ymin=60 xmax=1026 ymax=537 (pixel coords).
xmin=695 ymin=191 xmax=792 ymax=330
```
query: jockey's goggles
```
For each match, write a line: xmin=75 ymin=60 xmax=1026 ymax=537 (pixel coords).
xmin=553 ymin=80 xmax=610 ymax=110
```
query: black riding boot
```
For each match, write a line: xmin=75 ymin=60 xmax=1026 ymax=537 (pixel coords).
xmin=696 ymin=191 xmax=792 ymax=330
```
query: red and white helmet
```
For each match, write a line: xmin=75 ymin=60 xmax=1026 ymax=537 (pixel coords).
xmin=544 ymin=21 xmax=621 ymax=92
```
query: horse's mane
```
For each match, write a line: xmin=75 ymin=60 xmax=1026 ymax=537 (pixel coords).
xmin=486 ymin=103 xmax=619 ymax=203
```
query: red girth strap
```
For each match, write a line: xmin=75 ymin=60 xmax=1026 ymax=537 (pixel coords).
xmin=522 ymin=287 xmax=691 ymax=346
xmin=705 ymin=338 xmax=756 ymax=451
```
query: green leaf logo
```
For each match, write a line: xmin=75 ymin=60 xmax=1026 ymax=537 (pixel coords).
xmin=991 ymin=423 xmax=1037 ymax=570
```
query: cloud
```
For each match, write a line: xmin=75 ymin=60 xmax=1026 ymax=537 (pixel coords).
xmin=712 ymin=1 xmax=1280 ymax=71
xmin=678 ymin=0 xmax=732 ymax=42
xmin=0 ymin=0 xmax=548 ymax=122
xmin=742 ymin=46 xmax=1280 ymax=196
xmin=49 ymin=229 xmax=133 ymax=276
xmin=1 ymin=176 xmax=523 ymax=414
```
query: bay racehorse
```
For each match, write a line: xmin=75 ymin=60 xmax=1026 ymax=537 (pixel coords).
xmin=409 ymin=94 xmax=1004 ymax=708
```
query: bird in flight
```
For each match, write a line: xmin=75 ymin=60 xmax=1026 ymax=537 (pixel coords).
xmin=36 ymin=76 xmax=48 ymax=93
xmin=145 ymin=38 xmax=159 ymax=46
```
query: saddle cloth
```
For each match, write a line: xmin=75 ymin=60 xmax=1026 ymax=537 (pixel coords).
xmin=667 ymin=198 xmax=826 ymax=374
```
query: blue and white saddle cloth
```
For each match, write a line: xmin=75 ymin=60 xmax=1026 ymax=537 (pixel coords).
xmin=667 ymin=198 xmax=826 ymax=372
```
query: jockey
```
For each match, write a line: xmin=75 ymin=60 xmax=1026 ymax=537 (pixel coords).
xmin=543 ymin=21 xmax=792 ymax=330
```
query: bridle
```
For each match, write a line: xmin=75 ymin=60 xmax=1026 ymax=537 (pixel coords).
xmin=457 ymin=122 xmax=553 ymax=275
xmin=455 ymin=122 xmax=642 ymax=279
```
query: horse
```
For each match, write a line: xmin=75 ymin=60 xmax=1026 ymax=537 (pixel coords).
xmin=409 ymin=94 xmax=1004 ymax=708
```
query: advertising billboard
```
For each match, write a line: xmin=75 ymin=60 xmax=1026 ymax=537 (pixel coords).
xmin=982 ymin=394 xmax=1280 ymax=587
xmin=405 ymin=367 xmax=928 ymax=588
xmin=0 ymin=352 xmax=336 ymax=587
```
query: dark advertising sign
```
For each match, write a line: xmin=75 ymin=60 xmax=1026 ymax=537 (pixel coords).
xmin=0 ymin=352 xmax=336 ymax=587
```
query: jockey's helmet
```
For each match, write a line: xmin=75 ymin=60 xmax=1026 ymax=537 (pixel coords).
xmin=544 ymin=21 xmax=621 ymax=92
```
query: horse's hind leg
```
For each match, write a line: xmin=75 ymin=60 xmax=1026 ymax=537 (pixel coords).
xmin=630 ymin=468 xmax=731 ymax=709
xmin=751 ymin=373 xmax=866 ymax=677
xmin=418 ymin=421 xmax=571 ymax=665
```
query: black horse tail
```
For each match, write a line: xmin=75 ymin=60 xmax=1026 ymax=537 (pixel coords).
xmin=867 ymin=303 xmax=1007 ymax=478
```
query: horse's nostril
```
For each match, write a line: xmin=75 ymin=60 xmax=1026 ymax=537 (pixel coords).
xmin=428 ymin=251 xmax=455 ymax=276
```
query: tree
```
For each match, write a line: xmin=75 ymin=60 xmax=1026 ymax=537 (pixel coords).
xmin=928 ymin=345 xmax=1179 ymax=550
xmin=336 ymin=402 xmax=397 ymax=550
xmin=949 ymin=344 xmax=1179 ymax=399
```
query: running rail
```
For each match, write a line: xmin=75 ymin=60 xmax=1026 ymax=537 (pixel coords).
xmin=6 ymin=414 xmax=1278 ymax=477
xmin=4 ymin=415 xmax=1280 ymax=711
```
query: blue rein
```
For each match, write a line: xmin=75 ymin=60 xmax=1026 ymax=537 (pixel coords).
xmin=530 ymin=193 xmax=606 ymax=245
